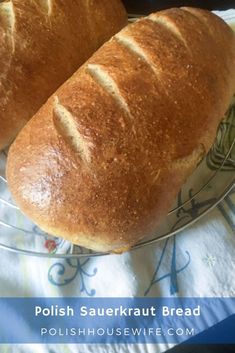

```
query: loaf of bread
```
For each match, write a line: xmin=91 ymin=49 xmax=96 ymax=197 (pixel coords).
xmin=7 ymin=8 xmax=235 ymax=252
xmin=0 ymin=0 xmax=126 ymax=149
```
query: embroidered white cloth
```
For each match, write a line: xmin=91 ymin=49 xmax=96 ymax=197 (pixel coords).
xmin=0 ymin=9 xmax=234 ymax=353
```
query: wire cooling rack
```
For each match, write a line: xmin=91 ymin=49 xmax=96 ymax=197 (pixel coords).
xmin=0 ymin=12 xmax=234 ymax=258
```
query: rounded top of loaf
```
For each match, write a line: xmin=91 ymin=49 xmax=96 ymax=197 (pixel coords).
xmin=6 ymin=7 xmax=235 ymax=252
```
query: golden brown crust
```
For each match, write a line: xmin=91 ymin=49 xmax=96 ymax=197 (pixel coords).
xmin=6 ymin=8 xmax=235 ymax=252
xmin=0 ymin=0 xmax=127 ymax=149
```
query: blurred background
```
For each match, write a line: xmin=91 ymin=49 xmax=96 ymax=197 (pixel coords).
xmin=122 ymin=0 xmax=235 ymax=14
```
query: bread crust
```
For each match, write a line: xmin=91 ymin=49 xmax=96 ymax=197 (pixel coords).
xmin=7 ymin=8 xmax=235 ymax=252
xmin=0 ymin=0 xmax=127 ymax=149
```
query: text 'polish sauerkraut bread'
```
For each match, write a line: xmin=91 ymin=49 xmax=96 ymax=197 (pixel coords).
xmin=7 ymin=8 xmax=235 ymax=252
xmin=0 ymin=0 xmax=127 ymax=149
